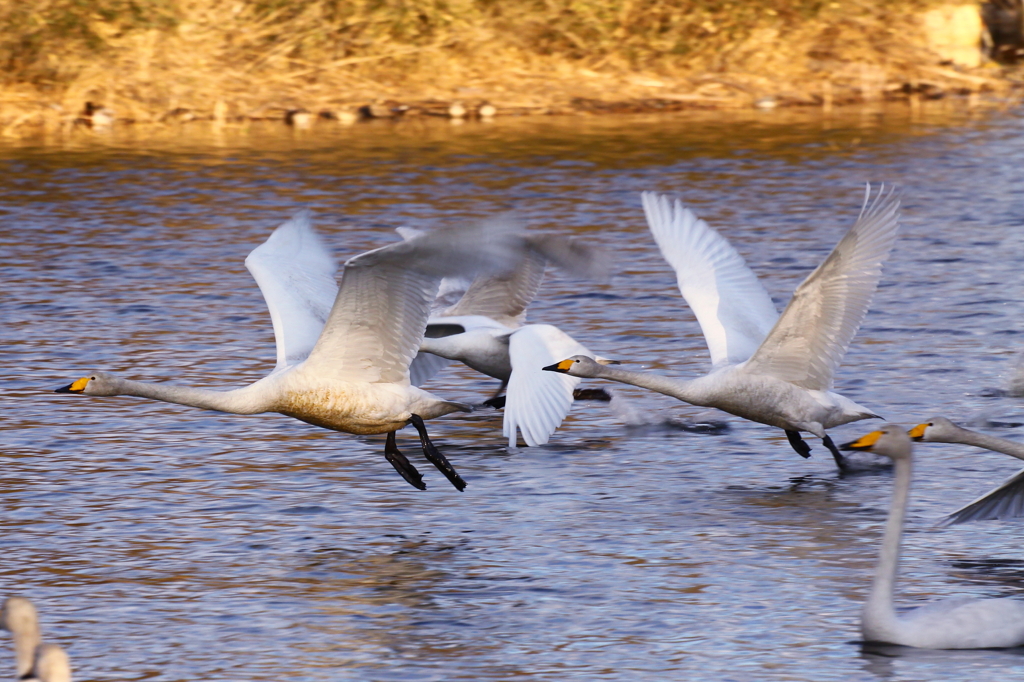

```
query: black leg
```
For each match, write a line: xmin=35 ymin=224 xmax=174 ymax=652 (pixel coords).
xmin=490 ymin=380 xmax=508 ymax=400
xmin=409 ymin=414 xmax=467 ymax=492
xmin=385 ymin=430 xmax=426 ymax=490
xmin=822 ymin=434 xmax=849 ymax=471
xmin=785 ymin=430 xmax=812 ymax=459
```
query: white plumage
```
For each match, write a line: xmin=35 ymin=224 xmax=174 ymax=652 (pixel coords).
xmin=406 ymin=228 xmax=614 ymax=447
xmin=842 ymin=425 xmax=1024 ymax=649
xmin=57 ymin=212 xmax=528 ymax=490
xmin=545 ymin=186 xmax=900 ymax=468
xmin=910 ymin=416 xmax=1024 ymax=526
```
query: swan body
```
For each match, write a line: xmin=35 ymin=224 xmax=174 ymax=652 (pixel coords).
xmin=57 ymin=212 xmax=527 ymax=490
xmin=841 ymin=425 xmax=1024 ymax=649
xmin=546 ymin=186 xmax=899 ymax=467
xmin=404 ymin=230 xmax=615 ymax=447
xmin=910 ymin=416 xmax=1024 ymax=525
xmin=2 ymin=597 xmax=72 ymax=682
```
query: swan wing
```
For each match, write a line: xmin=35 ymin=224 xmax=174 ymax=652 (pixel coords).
xmin=641 ymin=192 xmax=778 ymax=367
xmin=244 ymin=211 xmax=339 ymax=370
xmin=743 ymin=185 xmax=900 ymax=390
xmin=504 ymin=324 xmax=589 ymax=447
xmin=304 ymin=220 xmax=522 ymax=383
xmin=443 ymin=251 xmax=547 ymax=327
xmin=937 ymin=467 xmax=1024 ymax=527
xmin=397 ymin=226 xmax=473 ymax=313
xmin=408 ymin=352 xmax=453 ymax=387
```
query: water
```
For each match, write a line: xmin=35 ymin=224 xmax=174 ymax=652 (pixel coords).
xmin=3 ymin=103 xmax=1024 ymax=681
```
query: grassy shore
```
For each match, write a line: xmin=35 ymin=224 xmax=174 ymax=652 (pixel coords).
xmin=0 ymin=0 xmax=1020 ymax=136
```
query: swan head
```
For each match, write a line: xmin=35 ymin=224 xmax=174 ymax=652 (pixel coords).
xmin=840 ymin=423 xmax=913 ymax=461
xmin=542 ymin=355 xmax=618 ymax=377
xmin=1 ymin=596 xmax=39 ymax=637
xmin=54 ymin=371 xmax=122 ymax=396
xmin=907 ymin=416 xmax=959 ymax=442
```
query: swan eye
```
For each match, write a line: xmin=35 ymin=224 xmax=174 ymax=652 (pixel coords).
xmin=91 ymin=376 xmax=96 ymax=380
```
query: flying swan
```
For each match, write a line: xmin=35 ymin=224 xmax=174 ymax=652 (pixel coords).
xmin=841 ymin=425 xmax=1024 ymax=648
xmin=404 ymin=230 xmax=618 ymax=447
xmin=56 ymin=212 xmax=528 ymax=491
xmin=544 ymin=186 xmax=900 ymax=469
xmin=911 ymin=416 xmax=1024 ymax=526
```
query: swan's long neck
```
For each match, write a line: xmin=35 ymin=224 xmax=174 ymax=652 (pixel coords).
xmin=954 ymin=428 xmax=1024 ymax=461
xmin=110 ymin=377 xmax=275 ymax=414
xmin=11 ymin=627 xmax=41 ymax=678
xmin=584 ymin=365 xmax=705 ymax=404
xmin=864 ymin=455 xmax=912 ymax=632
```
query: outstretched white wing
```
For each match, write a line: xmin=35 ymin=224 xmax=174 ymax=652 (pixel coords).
xmin=443 ymin=251 xmax=547 ymax=327
xmin=504 ymin=324 xmax=591 ymax=447
xmin=938 ymin=467 xmax=1024 ymax=527
xmin=641 ymin=192 xmax=778 ymax=368
xmin=245 ymin=211 xmax=339 ymax=371
xmin=743 ymin=185 xmax=900 ymax=390
xmin=303 ymin=220 xmax=522 ymax=384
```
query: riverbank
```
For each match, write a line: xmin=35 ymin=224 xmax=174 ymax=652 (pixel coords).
xmin=1 ymin=0 xmax=1021 ymax=138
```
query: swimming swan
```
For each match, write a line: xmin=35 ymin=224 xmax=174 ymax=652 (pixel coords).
xmin=406 ymin=236 xmax=618 ymax=447
xmin=910 ymin=417 xmax=1024 ymax=526
xmin=841 ymin=425 xmax=1024 ymax=649
xmin=545 ymin=186 xmax=900 ymax=469
xmin=56 ymin=212 xmax=527 ymax=491
xmin=1 ymin=597 xmax=72 ymax=682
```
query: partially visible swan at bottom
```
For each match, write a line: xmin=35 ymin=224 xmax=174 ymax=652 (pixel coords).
xmin=56 ymin=212 xmax=529 ymax=491
xmin=544 ymin=187 xmax=899 ymax=469
xmin=910 ymin=416 xmax=1024 ymax=526
xmin=841 ymin=425 xmax=1024 ymax=649
xmin=1 ymin=597 xmax=72 ymax=682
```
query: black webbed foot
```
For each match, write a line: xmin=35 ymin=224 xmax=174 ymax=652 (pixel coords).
xmin=822 ymin=434 xmax=849 ymax=471
xmin=483 ymin=395 xmax=506 ymax=410
xmin=785 ymin=429 xmax=812 ymax=459
xmin=385 ymin=430 xmax=426 ymax=490
xmin=572 ymin=388 xmax=612 ymax=402
xmin=409 ymin=414 xmax=467 ymax=492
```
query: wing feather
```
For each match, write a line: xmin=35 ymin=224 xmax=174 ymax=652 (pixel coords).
xmin=303 ymin=219 xmax=522 ymax=384
xmin=244 ymin=211 xmax=338 ymax=370
xmin=641 ymin=192 xmax=778 ymax=367
xmin=743 ymin=185 xmax=900 ymax=390
xmin=504 ymin=324 xmax=591 ymax=447
xmin=443 ymin=251 xmax=547 ymax=327
xmin=938 ymin=468 xmax=1024 ymax=526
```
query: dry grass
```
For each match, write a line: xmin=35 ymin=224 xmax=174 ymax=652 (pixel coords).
xmin=0 ymin=0 xmax=1018 ymax=135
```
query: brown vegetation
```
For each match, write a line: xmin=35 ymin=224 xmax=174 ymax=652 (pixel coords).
xmin=0 ymin=0 xmax=1020 ymax=137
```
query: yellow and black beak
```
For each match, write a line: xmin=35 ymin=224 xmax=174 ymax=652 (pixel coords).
xmin=840 ymin=430 xmax=883 ymax=452
xmin=542 ymin=359 xmax=574 ymax=374
xmin=907 ymin=423 xmax=928 ymax=441
xmin=55 ymin=377 xmax=89 ymax=394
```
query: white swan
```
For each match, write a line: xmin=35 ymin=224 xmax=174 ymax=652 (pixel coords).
xmin=910 ymin=417 xmax=1024 ymax=526
xmin=56 ymin=212 xmax=527 ymax=491
xmin=840 ymin=424 xmax=1024 ymax=649
xmin=544 ymin=186 xmax=900 ymax=469
xmin=1 ymin=597 xmax=72 ymax=682
xmin=403 ymin=227 xmax=618 ymax=447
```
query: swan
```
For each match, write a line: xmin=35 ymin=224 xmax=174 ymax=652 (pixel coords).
xmin=56 ymin=212 xmax=529 ymax=491
xmin=910 ymin=417 xmax=1024 ymax=526
xmin=400 ymin=227 xmax=619 ymax=447
xmin=840 ymin=424 xmax=1024 ymax=649
xmin=544 ymin=186 xmax=900 ymax=469
xmin=1 ymin=597 xmax=72 ymax=682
